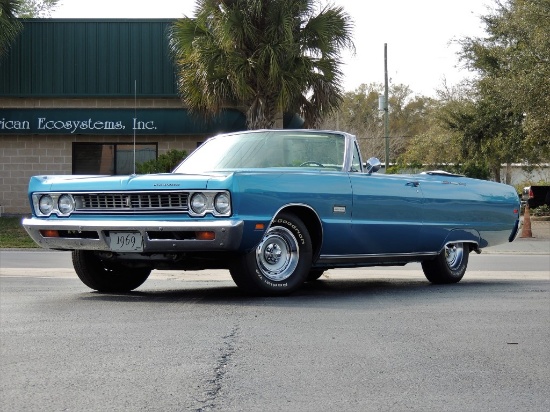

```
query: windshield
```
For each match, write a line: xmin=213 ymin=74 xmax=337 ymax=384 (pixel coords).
xmin=174 ymin=130 xmax=346 ymax=173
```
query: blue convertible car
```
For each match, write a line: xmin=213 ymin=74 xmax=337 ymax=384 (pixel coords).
xmin=23 ymin=130 xmax=520 ymax=295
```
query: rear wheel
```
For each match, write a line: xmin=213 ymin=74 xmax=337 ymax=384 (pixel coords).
xmin=230 ymin=213 xmax=312 ymax=295
xmin=72 ymin=250 xmax=151 ymax=292
xmin=422 ymin=242 xmax=469 ymax=284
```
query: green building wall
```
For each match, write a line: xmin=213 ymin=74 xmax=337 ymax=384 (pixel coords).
xmin=0 ymin=19 xmax=178 ymax=97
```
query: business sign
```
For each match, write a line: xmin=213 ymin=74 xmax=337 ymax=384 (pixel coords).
xmin=0 ymin=108 xmax=246 ymax=135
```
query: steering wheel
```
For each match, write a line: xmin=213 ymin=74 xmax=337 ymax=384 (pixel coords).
xmin=299 ymin=161 xmax=324 ymax=167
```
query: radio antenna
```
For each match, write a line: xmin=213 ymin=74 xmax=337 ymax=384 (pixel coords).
xmin=133 ymin=79 xmax=137 ymax=175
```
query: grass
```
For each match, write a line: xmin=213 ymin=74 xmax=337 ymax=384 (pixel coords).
xmin=0 ymin=216 xmax=39 ymax=248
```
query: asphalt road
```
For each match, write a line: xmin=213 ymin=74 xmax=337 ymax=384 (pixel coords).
xmin=1 ymin=249 xmax=549 ymax=412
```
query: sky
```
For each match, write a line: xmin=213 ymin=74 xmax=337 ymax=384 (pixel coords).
xmin=51 ymin=0 xmax=493 ymax=97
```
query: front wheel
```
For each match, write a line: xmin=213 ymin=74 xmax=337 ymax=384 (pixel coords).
xmin=306 ymin=269 xmax=325 ymax=282
xmin=72 ymin=250 xmax=151 ymax=292
xmin=421 ymin=243 xmax=469 ymax=284
xmin=230 ymin=213 xmax=312 ymax=295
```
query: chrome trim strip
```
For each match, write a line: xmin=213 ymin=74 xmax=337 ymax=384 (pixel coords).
xmin=439 ymin=240 xmax=480 ymax=254
xmin=319 ymin=241 xmax=480 ymax=264
xmin=270 ymin=203 xmax=323 ymax=227
xmin=268 ymin=203 xmax=324 ymax=256
xmin=30 ymin=190 xmax=231 ymax=217
xmin=315 ymin=251 xmax=437 ymax=268
xmin=319 ymin=251 xmax=438 ymax=262
xmin=22 ymin=218 xmax=243 ymax=252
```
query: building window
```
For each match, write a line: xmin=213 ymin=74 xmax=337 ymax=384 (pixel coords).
xmin=72 ymin=143 xmax=157 ymax=175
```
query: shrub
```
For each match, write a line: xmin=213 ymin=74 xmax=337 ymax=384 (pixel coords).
xmin=531 ymin=204 xmax=550 ymax=217
xmin=136 ymin=149 xmax=188 ymax=174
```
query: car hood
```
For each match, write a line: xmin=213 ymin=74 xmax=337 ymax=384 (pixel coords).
xmin=29 ymin=172 xmax=234 ymax=192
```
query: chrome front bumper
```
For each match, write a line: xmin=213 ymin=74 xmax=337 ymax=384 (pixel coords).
xmin=22 ymin=218 xmax=244 ymax=252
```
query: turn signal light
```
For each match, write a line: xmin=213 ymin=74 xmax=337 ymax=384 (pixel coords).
xmin=195 ymin=231 xmax=215 ymax=241
xmin=40 ymin=230 xmax=59 ymax=238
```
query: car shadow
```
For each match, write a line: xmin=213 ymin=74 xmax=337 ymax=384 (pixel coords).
xmin=77 ymin=276 xmax=527 ymax=307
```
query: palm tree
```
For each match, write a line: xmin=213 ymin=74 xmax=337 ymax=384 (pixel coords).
xmin=168 ymin=0 xmax=354 ymax=129
xmin=0 ymin=0 xmax=23 ymax=58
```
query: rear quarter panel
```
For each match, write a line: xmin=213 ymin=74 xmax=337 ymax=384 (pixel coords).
xmin=418 ymin=176 xmax=520 ymax=251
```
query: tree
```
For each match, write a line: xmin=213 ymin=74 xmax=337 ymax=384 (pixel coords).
xmin=1 ymin=0 xmax=59 ymax=58
xmin=458 ymin=0 xmax=550 ymax=163
xmin=319 ymin=82 xmax=433 ymax=162
xmin=404 ymin=0 xmax=549 ymax=182
xmin=168 ymin=0 xmax=354 ymax=129
xmin=319 ymin=83 xmax=384 ymax=159
xmin=17 ymin=0 xmax=59 ymax=17
xmin=0 ymin=0 xmax=23 ymax=58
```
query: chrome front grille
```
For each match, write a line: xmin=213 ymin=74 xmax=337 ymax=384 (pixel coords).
xmin=74 ymin=192 xmax=189 ymax=212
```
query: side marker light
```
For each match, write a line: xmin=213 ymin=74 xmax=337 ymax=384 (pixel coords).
xmin=40 ymin=230 xmax=59 ymax=238
xmin=196 ymin=231 xmax=215 ymax=241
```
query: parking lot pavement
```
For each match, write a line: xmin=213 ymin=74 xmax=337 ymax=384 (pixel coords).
xmin=527 ymin=219 xmax=550 ymax=239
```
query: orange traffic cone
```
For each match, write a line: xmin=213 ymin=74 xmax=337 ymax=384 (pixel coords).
xmin=520 ymin=204 xmax=532 ymax=238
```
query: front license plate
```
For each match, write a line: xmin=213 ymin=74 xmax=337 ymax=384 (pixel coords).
xmin=109 ymin=231 xmax=143 ymax=252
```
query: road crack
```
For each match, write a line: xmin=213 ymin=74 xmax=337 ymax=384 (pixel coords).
xmin=195 ymin=325 xmax=239 ymax=412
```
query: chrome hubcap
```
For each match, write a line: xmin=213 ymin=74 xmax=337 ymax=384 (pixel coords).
xmin=256 ymin=226 xmax=299 ymax=282
xmin=445 ymin=243 xmax=464 ymax=270
xmin=264 ymin=243 xmax=283 ymax=264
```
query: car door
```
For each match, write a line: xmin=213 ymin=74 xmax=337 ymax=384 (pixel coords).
xmin=348 ymin=173 xmax=424 ymax=255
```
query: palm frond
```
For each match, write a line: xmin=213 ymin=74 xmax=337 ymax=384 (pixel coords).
xmin=168 ymin=0 xmax=354 ymax=129
xmin=0 ymin=0 xmax=23 ymax=58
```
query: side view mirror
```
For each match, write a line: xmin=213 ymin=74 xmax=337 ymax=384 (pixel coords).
xmin=365 ymin=157 xmax=381 ymax=174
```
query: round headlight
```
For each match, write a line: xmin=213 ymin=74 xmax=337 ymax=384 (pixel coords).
xmin=190 ymin=193 xmax=208 ymax=214
xmin=214 ymin=193 xmax=230 ymax=215
xmin=38 ymin=195 xmax=54 ymax=215
xmin=58 ymin=194 xmax=75 ymax=215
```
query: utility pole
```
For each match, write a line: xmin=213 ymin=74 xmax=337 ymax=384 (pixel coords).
xmin=383 ymin=43 xmax=389 ymax=172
